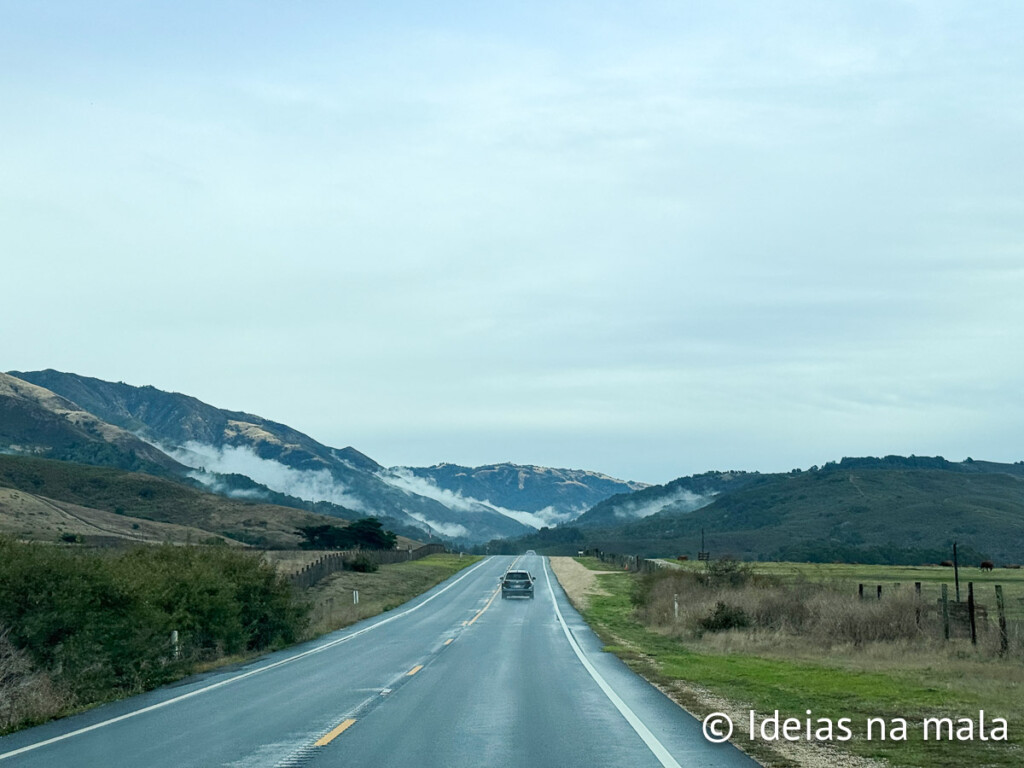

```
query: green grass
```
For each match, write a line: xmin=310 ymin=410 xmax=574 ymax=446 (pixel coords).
xmin=577 ymin=566 xmax=1023 ymax=768
xmin=305 ymin=553 xmax=483 ymax=635
xmin=574 ymin=556 xmax=622 ymax=571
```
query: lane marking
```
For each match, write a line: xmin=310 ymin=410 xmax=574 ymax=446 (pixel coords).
xmin=466 ymin=587 xmax=500 ymax=626
xmin=543 ymin=559 xmax=682 ymax=768
xmin=314 ymin=718 xmax=356 ymax=747
xmin=0 ymin=557 xmax=495 ymax=762
xmin=443 ymin=638 xmax=453 ymax=646
xmin=407 ymin=665 xmax=423 ymax=676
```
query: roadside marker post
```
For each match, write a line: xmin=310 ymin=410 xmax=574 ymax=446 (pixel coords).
xmin=353 ymin=590 xmax=359 ymax=605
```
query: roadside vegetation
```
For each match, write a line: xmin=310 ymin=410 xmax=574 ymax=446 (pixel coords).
xmin=565 ymin=557 xmax=1023 ymax=768
xmin=0 ymin=538 xmax=306 ymax=734
xmin=304 ymin=553 xmax=481 ymax=636
xmin=0 ymin=540 xmax=477 ymax=737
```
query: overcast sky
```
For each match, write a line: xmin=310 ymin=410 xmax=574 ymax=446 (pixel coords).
xmin=3 ymin=2 xmax=1022 ymax=484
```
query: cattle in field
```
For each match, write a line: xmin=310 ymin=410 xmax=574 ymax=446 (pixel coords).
xmin=980 ymin=560 xmax=995 ymax=571
xmin=939 ymin=560 xmax=954 ymax=567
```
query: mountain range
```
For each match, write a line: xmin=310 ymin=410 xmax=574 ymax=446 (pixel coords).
xmin=5 ymin=369 xmax=1023 ymax=562
xmin=2 ymin=370 xmax=643 ymax=544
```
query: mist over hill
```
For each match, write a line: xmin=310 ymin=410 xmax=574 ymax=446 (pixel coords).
xmin=4 ymin=370 xmax=640 ymax=543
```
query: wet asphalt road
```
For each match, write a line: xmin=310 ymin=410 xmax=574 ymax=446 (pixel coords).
xmin=0 ymin=555 xmax=758 ymax=767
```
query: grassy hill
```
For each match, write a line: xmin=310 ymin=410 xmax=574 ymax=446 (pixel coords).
xmin=484 ymin=464 xmax=1024 ymax=565
xmin=0 ymin=372 xmax=185 ymax=476
xmin=0 ymin=455 xmax=371 ymax=548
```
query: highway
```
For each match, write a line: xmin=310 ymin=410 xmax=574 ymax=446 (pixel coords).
xmin=0 ymin=555 xmax=758 ymax=767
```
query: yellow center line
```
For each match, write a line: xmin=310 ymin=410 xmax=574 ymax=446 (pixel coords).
xmin=444 ymin=638 xmax=453 ymax=646
xmin=467 ymin=587 xmax=500 ymax=626
xmin=315 ymin=718 xmax=356 ymax=747
xmin=407 ymin=664 xmax=424 ymax=676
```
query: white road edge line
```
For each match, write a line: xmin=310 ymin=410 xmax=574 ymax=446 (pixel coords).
xmin=543 ymin=558 xmax=682 ymax=768
xmin=0 ymin=557 xmax=493 ymax=762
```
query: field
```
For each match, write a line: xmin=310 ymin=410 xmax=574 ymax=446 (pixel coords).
xmin=561 ymin=557 xmax=1024 ymax=768
xmin=660 ymin=559 xmax=1024 ymax=620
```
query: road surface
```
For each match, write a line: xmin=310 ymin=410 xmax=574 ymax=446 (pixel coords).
xmin=0 ymin=555 xmax=758 ymax=767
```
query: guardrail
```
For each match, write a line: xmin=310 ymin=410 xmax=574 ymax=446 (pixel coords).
xmin=289 ymin=543 xmax=447 ymax=589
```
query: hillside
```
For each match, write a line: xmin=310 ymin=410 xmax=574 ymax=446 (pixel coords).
xmin=0 ymin=486 xmax=243 ymax=547
xmin=0 ymin=372 xmax=186 ymax=475
xmin=485 ymin=461 xmax=1024 ymax=565
xmin=8 ymin=370 xmax=533 ymax=543
xmin=0 ymin=454 xmax=373 ymax=549
xmin=573 ymin=470 xmax=760 ymax=527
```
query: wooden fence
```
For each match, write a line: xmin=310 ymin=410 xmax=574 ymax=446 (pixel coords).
xmin=579 ymin=548 xmax=666 ymax=573
xmin=289 ymin=543 xmax=447 ymax=589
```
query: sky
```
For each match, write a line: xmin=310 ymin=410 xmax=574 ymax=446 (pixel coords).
xmin=2 ymin=2 xmax=1022 ymax=484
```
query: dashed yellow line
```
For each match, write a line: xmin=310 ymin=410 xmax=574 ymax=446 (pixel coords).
xmin=444 ymin=638 xmax=453 ymax=646
xmin=315 ymin=718 xmax=356 ymax=747
xmin=407 ymin=664 xmax=424 ymax=676
xmin=467 ymin=587 xmax=500 ymax=626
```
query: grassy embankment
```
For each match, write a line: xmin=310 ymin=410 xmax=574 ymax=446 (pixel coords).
xmin=300 ymin=553 xmax=482 ymax=636
xmin=569 ymin=557 xmax=1023 ymax=768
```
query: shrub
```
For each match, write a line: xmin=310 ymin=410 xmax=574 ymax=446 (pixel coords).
xmin=346 ymin=555 xmax=379 ymax=573
xmin=699 ymin=602 xmax=750 ymax=632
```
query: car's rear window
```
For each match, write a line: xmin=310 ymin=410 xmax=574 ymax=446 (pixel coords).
xmin=505 ymin=572 xmax=530 ymax=581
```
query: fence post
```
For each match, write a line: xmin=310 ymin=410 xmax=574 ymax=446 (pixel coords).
xmin=953 ymin=542 xmax=961 ymax=603
xmin=674 ymin=593 xmax=679 ymax=621
xmin=877 ymin=585 xmax=882 ymax=600
xmin=915 ymin=582 xmax=922 ymax=628
xmin=995 ymin=585 xmax=1008 ymax=655
xmin=941 ymin=584 xmax=949 ymax=640
xmin=967 ymin=582 xmax=977 ymax=646
xmin=859 ymin=583 xmax=864 ymax=600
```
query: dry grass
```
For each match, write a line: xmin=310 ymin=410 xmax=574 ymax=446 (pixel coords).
xmin=0 ymin=487 xmax=243 ymax=547
xmin=548 ymin=556 xmax=617 ymax=610
xmin=644 ymin=565 xmax=1024 ymax=661
xmin=0 ymin=628 xmax=71 ymax=733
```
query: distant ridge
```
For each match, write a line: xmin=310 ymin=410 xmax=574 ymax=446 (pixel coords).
xmin=5 ymin=370 xmax=642 ymax=543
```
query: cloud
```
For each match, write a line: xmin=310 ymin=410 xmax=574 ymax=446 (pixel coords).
xmin=166 ymin=441 xmax=367 ymax=511
xmin=614 ymin=488 xmax=715 ymax=520
xmin=404 ymin=512 xmax=470 ymax=540
xmin=379 ymin=468 xmax=575 ymax=529
xmin=186 ymin=470 xmax=269 ymax=500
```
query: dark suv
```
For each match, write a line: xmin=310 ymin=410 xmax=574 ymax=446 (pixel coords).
xmin=499 ymin=569 xmax=535 ymax=599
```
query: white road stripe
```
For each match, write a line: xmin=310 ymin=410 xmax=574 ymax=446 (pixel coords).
xmin=543 ymin=558 xmax=682 ymax=768
xmin=0 ymin=557 xmax=492 ymax=762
